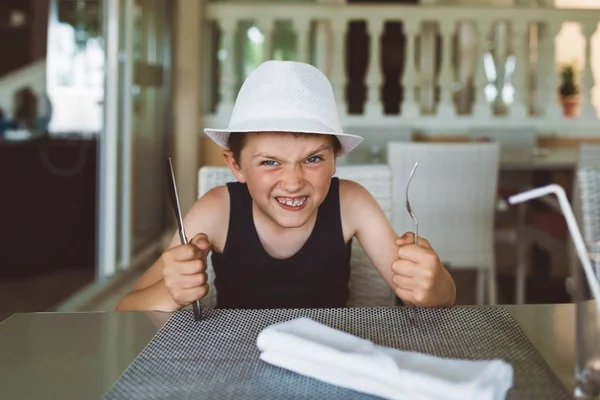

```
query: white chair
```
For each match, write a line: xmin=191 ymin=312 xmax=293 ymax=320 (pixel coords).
xmin=387 ymin=141 xmax=501 ymax=305
xmin=578 ymin=167 xmax=600 ymax=287
xmin=197 ymin=164 xmax=395 ymax=308
xmin=198 ymin=166 xmax=235 ymax=308
xmin=579 ymin=167 xmax=600 ymax=244
xmin=570 ymin=145 xmax=600 ymax=282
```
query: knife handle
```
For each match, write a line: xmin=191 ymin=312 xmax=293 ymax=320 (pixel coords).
xmin=192 ymin=300 xmax=202 ymax=321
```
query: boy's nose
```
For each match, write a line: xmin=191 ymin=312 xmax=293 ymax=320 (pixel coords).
xmin=280 ymin=167 xmax=305 ymax=192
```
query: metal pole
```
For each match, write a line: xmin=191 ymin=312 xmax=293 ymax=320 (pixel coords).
xmin=97 ymin=0 xmax=121 ymax=279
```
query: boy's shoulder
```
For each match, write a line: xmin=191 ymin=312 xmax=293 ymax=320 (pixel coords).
xmin=338 ymin=178 xmax=378 ymax=213
xmin=185 ymin=185 xmax=230 ymax=247
xmin=338 ymin=178 xmax=383 ymax=238
xmin=338 ymin=178 xmax=368 ymax=198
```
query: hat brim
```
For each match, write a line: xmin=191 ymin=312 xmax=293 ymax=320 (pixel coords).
xmin=204 ymin=118 xmax=363 ymax=155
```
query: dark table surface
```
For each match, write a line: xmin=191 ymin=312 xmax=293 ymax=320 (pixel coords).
xmin=0 ymin=303 xmax=576 ymax=400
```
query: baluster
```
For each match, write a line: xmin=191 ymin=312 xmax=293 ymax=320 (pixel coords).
xmin=365 ymin=18 xmax=384 ymax=117
xmin=203 ymin=21 xmax=217 ymax=113
xmin=511 ymin=20 xmax=529 ymax=119
xmin=330 ymin=18 xmax=348 ymax=116
xmin=292 ymin=18 xmax=311 ymax=63
xmin=492 ymin=21 xmax=509 ymax=114
xmin=581 ymin=21 xmax=598 ymax=120
xmin=402 ymin=19 xmax=420 ymax=118
xmin=217 ymin=18 xmax=237 ymax=116
xmin=438 ymin=19 xmax=457 ymax=118
xmin=541 ymin=21 xmax=562 ymax=118
xmin=420 ymin=22 xmax=436 ymax=114
xmin=256 ymin=18 xmax=274 ymax=62
xmin=474 ymin=19 xmax=492 ymax=118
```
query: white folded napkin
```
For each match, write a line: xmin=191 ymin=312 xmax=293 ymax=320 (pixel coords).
xmin=256 ymin=317 xmax=513 ymax=400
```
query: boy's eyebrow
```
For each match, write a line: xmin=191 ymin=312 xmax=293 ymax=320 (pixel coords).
xmin=253 ymin=143 xmax=332 ymax=159
xmin=305 ymin=143 xmax=331 ymax=155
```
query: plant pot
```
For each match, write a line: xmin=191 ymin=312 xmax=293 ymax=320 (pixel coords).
xmin=560 ymin=95 xmax=580 ymax=117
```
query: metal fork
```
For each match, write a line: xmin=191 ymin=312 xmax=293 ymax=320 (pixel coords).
xmin=406 ymin=161 xmax=419 ymax=246
xmin=405 ymin=161 xmax=419 ymax=323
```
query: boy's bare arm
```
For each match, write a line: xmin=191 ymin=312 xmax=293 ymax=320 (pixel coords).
xmin=340 ymin=180 xmax=455 ymax=307
xmin=340 ymin=180 xmax=400 ymax=289
xmin=116 ymin=186 xmax=229 ymax=311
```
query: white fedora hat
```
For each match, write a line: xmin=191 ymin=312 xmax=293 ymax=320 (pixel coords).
xmin=204 ymin=60 xmax=363 ymax=155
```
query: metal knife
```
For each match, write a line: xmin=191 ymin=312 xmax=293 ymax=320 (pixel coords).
xmin=166 ymin=157 xmax=202 ymax=321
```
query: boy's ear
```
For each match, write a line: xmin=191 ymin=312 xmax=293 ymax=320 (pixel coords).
xmin=223 ymin=150 xmax=246 ymax=183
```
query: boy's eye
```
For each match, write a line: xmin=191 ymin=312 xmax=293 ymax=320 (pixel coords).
xmin=305 ymin=156 xmax=323 ymax=163
xmin=261 ymin=160 xmax=278 ymax=166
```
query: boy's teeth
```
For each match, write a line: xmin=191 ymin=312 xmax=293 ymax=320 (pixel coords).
xmin=277 ymin=197 xmax=306 ymax=207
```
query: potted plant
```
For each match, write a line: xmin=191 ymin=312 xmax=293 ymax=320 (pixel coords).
xmin=558 ymin=63 xmax=580 ymax=117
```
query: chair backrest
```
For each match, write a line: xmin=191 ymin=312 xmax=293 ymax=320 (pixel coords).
xmin=469 ymin=125 xmax=536 ymax=153
xmin=197 ymin=167 xmax=236 ymax=308
xmin=571 ymin=144 xmax=600 ymax=238
xmin=578 ymin=167 xmax=600 ymax=243
xmin=577 ymin=145 xmax=600 ymax=245
xmin=197 ymin=164 xmax=395 ymax=308
xmin=387 ymin=141 xmax=500 ymax=268
xmin=335 ymin=164 xmax=395 ymax=306
xmin=578 ymin=167 xmax=600 ymax=280
xmin=579 ymin=144 xmax=600 ymax=169
xmin=566 ymin=144 xmax=600 ymax=281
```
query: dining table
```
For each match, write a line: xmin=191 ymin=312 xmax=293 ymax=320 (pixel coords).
xmin=0 ymin=303 xmax=576 ymax=400
xmin=499 ymin=147 xmax=578 ymax=171
xmin=344 ymin=146 xmax=579 ymax=171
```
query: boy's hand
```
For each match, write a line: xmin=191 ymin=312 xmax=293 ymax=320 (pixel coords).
xmin=391 ymin=232 xmax=455 ymax=307
xmin=161 ymin=233 xmax=211 ymax=308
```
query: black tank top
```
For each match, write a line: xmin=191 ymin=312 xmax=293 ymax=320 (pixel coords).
xmin=211 ymin=178 xmax=351 ymax=309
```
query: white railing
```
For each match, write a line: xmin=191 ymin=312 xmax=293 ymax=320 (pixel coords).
xmin=203 ymin=3 xmax=600 ymax=136
xmin=0 ymin=59 xmax=47 ymax=119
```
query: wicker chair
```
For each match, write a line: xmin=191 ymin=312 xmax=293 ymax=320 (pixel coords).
xmin=387 ymin=141 xmax=501 ymax=305
xmin=578 ymin=166 xmax=600 ymax=281
xmin=197 ymin=164 xmax=395 ymax=308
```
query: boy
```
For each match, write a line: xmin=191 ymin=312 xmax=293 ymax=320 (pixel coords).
xmin=117 ymin=61 xmax=455 ymax=311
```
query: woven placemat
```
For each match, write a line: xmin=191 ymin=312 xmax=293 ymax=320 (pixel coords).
xmin=105 ymin=307 xmax=569 ymax=399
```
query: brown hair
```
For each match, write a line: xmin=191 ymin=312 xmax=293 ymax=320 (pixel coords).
xmin=227 ymin=132 xmax=342 ymax=164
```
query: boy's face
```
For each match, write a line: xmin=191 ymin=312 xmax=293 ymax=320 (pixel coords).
xmin=225 ymin=132 xmax=337 ymax=229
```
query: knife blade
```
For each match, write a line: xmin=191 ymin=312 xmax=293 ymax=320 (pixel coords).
xmin=166 ymin=157 xmax=202 ymax=321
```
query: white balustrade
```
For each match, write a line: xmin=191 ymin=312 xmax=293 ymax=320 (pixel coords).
xmin=474 ymin=19 xmax=493 ymax=118
xmin=256 ymin=17 xmax=274 ymax=62
xmin=330 ymin=18 xmax=348 ymax=117
xmin=542 ymin=21 xmax=563 ymax=119
xmin=365 ymin=18 xmax=384 ymax=118
xmin=204 ymin=3 xmax=600 ymax=135
xmin=581 ymin=21 xmax=598 ymax=119
xmin=511 ymin=21 xmax=529 ymax=119
xmin=291 ymin=18 xmax=311 ymax=64
xmin=216 ymin=18 xmax=237 ymax=115
xmin=402 ymin=19 xmax=420 ymax=118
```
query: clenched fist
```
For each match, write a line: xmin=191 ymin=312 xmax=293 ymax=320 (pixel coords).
xmin=161 ymin=233 xmax=211 ymax=307
xmin=391 ymin=232 xmax=455 ymax=307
